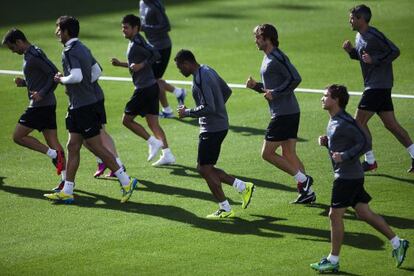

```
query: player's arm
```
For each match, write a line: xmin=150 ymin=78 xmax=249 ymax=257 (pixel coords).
xmin=366 ymin=35 xmax=400 ymax=65
xmin=267 ymin=60 xmax=301 ymax=100
xmin=246 ymin=76 xmax=264 ymax=93
xmin=31 ymin=57 xmax=57 ymax=101
xmin=183 ymin=77 xmax=216 ymax=118
xmin=342 ymin=40 xmax=359 ymax=60
xmin=141 ymin=7 xmax=170 ymax=33
xmin=337 ymin=123 xmax=368 ymax=163
xmin=91 ymin=62 xmax=102 ymax=82
xmin=111 ymin=58 xmax=129 ymax=68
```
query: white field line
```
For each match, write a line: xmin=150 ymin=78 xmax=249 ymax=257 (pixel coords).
xmin=1 ymin=69 xmax=413 ymax=99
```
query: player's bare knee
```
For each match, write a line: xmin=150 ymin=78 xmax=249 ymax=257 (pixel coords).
xmin=12 ymin=133 xmax=24 ymax=145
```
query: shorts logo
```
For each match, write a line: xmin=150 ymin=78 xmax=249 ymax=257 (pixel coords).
xmin=84 ymin=128 xmax=92 ymax=133
xmin=19 ymin=119 xmax=26 ymax=123
xmin=201 ymin=136 xmax=209 ymax=140
xmin=332 ymin=202 xmax=341 ymax=206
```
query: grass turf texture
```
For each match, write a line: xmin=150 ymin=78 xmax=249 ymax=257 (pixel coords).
xmin=0 ymin=0 xmax=413 ymax=275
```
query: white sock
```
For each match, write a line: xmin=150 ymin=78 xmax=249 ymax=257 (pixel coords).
xmin=364 ymin=150 xmax=376 ymax=164
xmin=232 ymin=178 xmax=246 ymax=193
xmin=96 ymin=157 xmax=103 ymax=163
xmin=327 ymin=254 xmax=339 ymax=264
xmin=219 ymin=200 xmax=231 ymax=212
xmin=62 ymin=181 xmax=74 ymax=195
xmin=173 ymin=87 xmax=183 ymax=97
xmin=293 ymin=171 xmax=307 ymax=183
xmin=116 ymin=157 xmax=123 ymax=168
xmin=407 ymin=144 xmax=414 ymax=159
xmin=161 ymin=148 xmax=171 ymax=156
xmin=390 ymin=236 xmax=401 ymax=250
xmin=46 ymin=148 xmax=57 ymax=159
xmin=162 ymin=106 xmax=173 ymax=113
xmin=61 ymin=170 xmax=66 ymax=181
xmin=147 ymin=136 xmax=158 ymax=144
xmin=115 ymin=168 xmax=130 ymax=186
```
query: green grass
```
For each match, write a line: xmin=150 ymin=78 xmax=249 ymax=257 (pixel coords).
xmin=0 ymin=0 xmax=413 ymax=275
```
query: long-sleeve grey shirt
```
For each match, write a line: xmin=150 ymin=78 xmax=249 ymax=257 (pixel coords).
xmin=252 ymin=48 xmax=301 ymax=118
xmin=23 ymin=45 xmax=58 ymax=108
xmin=62 ymin=39 xmax=97 ymax=109
xmin=127 ymin=33 xmax=160 ymax=90
xmin=348 ymin=26 xmax=400 ymax=90
xmin=139 ymin=0 xmax=171 ymax=50
xmin=185 ymin=65 xmax=232 ymax=133
xmin=326 ymin=110 xmax=370 ymax=179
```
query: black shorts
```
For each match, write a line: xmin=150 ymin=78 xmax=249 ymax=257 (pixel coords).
xmin=18 ymin=105 xmax=57 ymax=132
xmin=124 ymin=83 xmax=160 ymax=117
xmin=198 ymin=130 xmax=228 ymax=165
xmin=95 ymin=99 xmax=107 ymax=125
xmin=152 ymin=47 xmax=171 ymax=79
xmin=265 ymin=113 xmax=300 ymax=142
xmin=331 ymin=178 xmax=372 ymax=209
xmin=358 ymin=88 xmax=394 ymax=113
xmin=65 ymin=104 xmax=101 ymax=139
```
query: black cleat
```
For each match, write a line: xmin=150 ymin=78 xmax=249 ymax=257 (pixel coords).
xmin=291 ymin=192 xmax=316 ymax=204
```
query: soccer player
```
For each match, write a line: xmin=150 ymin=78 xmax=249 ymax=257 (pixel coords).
xmin=310 ymin=84 xmax=409 ymax=273
xmin=246 ymin=24 xmax=315 ymax=204
xmin=175 ymin=49 xmax=254 ymax=219
xmin=139 ymin=0 xmax=186 ymax=118
xmin=2 ymin=28 xmax=66 ymax=187
xmin=44 ymin=16 xmax=137 ymax=203
xmin=111 ymin=14 xmax=175 ymax=166
xmin=342 ymin=4 xmax=414 ymax=173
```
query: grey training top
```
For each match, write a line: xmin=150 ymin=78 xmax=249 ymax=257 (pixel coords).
xmin=23 ymin=45 xmax=58 ymax=108
xmin=127 ymin=33 xmax=160 ymax=90
xmin=139 ymin=0 xmax=171 ymax=49
xmin=62 ymin=40 xmax=97 ymax=109
xmin=252 ymin=48 xmax=301 ymax=118
xmin=185 ymin=65 xmax=232 ymax=133
xmin=326 ymin=110 xmax=370 ymax=179
xmin=349 ymin=26 xmax=400 ymax=90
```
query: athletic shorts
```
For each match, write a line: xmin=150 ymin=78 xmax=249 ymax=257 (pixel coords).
xmin=358 ymin=88 xmax=394 ymax=113
xmin=198 ymin=130 xmax=228 ymax=165
xmin=124 ymin=83 xmax=160 ymax=117
xmin=265 ymin=113 xmax=300 ymax=142
xmin=18 ymin=105 xmax=57 ymax=132
xmin=151 ymin=47 xmax=172 ymax=79
xmin=65 ymin=103 xmax=101 ymax=139
xmin=95 ymin=99 xmax=107 ymax=125
xmin=331 ymin=178 xmax=372 ymax=209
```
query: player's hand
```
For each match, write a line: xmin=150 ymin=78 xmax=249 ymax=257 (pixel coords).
xmin=14 ymin=77 xmax=25 ymax=87
xmin=331 ymin=152 xmax=343 ymax=163
xmin=318 ymin=135 xmax=328 ymax=147
xmin=342 ymin=40 xmax=353 ymax=53
xmin=262 ymin=88 xmax=273 ymax=101
xmin=361 ymin=51 xmax=373 ymax=64
xmin=111 ymin=58 xmax=121 ymax=66
xmin=129 ymin=62 xmax=144 ymax=72
xmin=177 ymin=105 xmax=186 ymax=118
xmin=54 ymin=72 xmax=63 ymax=83
xmin=246 ymin=76 xmax=256 ymax=89
xmin=30 ymin=91 xmax=42 ymax=102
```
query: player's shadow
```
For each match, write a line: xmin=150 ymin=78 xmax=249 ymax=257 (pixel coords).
xmin=154 ymin=163 xmax=297 ymax=192
xmin=308 ymin=203 xmax=414 ymax=230
xmin=0 ymin=0 xmax=222 ymax=26
xmin=0 ymin=181 xmax=386 ymax=248
xmin=365 ymin=173 xmax=414 ymax=185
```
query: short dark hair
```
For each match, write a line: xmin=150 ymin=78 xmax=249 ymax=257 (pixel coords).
xmin=254 ymin=24 xmax=279 ymax=47
xmin=57 ymin=16 xmax=80 ymax=38
xmin=122 ymin=14 xmax=141 ymax=28
xmin=350 ymin=5 xmax=372 ymax=23
xmin=2 ymin=28 xmax=27 ymax=45
xmin=174 ymin=49 xmax=197 ymax=64
xmin=326 ymin=84 xmax=349 ymax=109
